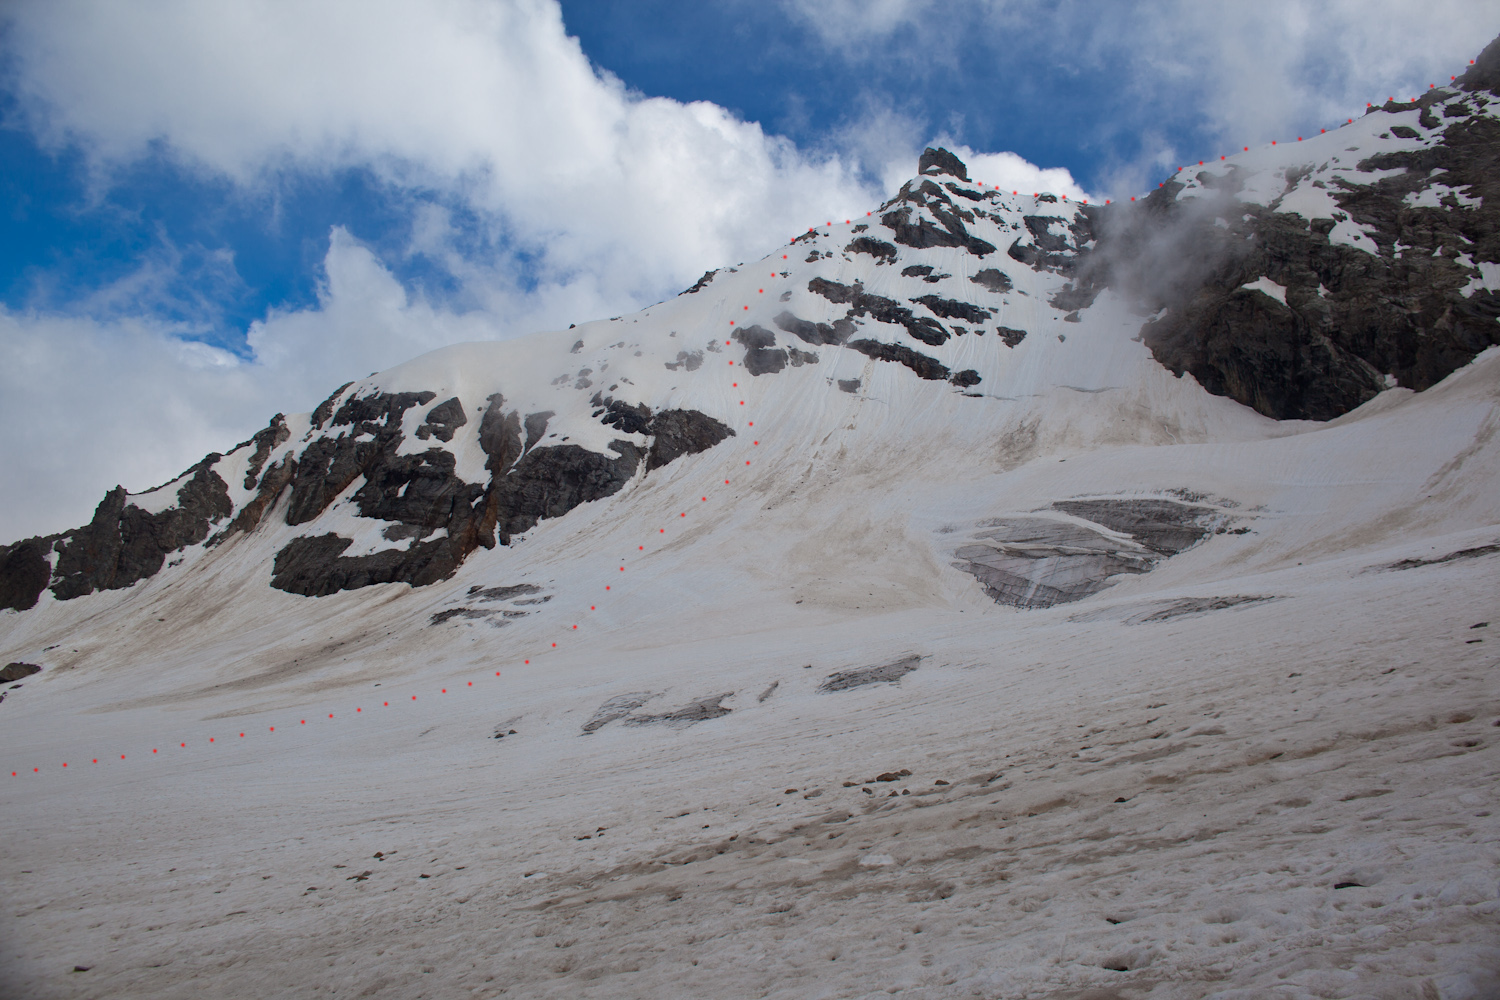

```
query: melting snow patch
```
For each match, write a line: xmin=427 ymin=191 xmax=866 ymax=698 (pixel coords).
xmin=1463 ymin=261 xmax=1500 ymax=297
xmin=1242 ymin=277 xmax=1287 ymax=305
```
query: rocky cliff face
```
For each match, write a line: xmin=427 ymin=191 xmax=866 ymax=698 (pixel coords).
xmin=4 ymin=47 xmax=1499 ymax=611
xmin=1063 ymin=47 xmax=1500 ymax=420
xmin=0 ymin=383 xmax=734 ymax=608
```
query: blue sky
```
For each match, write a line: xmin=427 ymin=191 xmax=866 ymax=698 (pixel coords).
xmin=1 ymin=0 xmax=1497 ymax=540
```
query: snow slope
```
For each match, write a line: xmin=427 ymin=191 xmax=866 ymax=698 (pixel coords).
xmin=1 ymin=88 xmax=1499 ymax=999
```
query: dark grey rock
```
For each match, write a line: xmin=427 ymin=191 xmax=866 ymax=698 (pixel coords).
xmin=838 ymin=378 xmax=861 ymax=393
xmin=819 ymin=654 xmax=921 ymax=692
xmin=646 ymin=409 xmax=735 ymax=473
xmin=943 ymin=182 xmax=986 ymax=201
xmin=664 ymin=350 xmax=704 ymax=371
xmin=0 ymin=538 xmax=52 ymax=612
xmin=882 ymin=205 xmax=997 ymax=257
xmin=970 ymin=268 xmax=1013 ymax=293
xmin=1457 ymin=34 xmax=1500 ymax=94
xmin=599 ymin=398 xmax=653 ymax=435
xmin=490 ymin=441 xmax=642 ymax=545
xmin=0 ymin=662 xmax=41 ymax=683
xmin=626 ymin=693 xmax=734 ymax=727
xmin=807 ymin=277 xmax=950 ymax=346
xmin=1078 ymin=104 xmax=1500 ymax=420
xmin=847 ymin=339 xmax=950 ymax=381
xmin=733 ymin=324 xmax=788 ymax=375
xmin=949 ymin=369 xmax=982 ymax=387
xmin=286 ymin=391 xmax=438 ymax=525
xmin=310 ymin=382 xmax=354 ymax=430
xmin=49 ymin=457 xmax=234 ymax=601
xmin=953 ymin=518 xmax=1156 ymax=609
xmin=910 ymin=294 xmax=993 ymax=325
xmin=415 ymin=397 xmax=468 ymax=442
xmin=1052 ymin=499 xmax=1214 ymax=555
xmin=846 ymin=237 xmax=898 ymax=261
xmin=681 ymin=270 xmax=718 ymax=295
xmin=582 ymin=693 xmax=656 ymax=734
xmin=997 ymin=326 xmax=1028 ymax=348
xmin=774 ymin=310 xmax=854 ymax=346
xmin=212 ymin=452 xmax=295 ymax=545
xmin=1377 ymin=543 xmax=1500 ymax=571
xmin=919 ymin=147 xmax=969 ymax=180
xmin=522 ymin=411 xmax=554 ymax=453
xmin=237 ymin=414 xmax=290 ymax=489
xmin=467 ymin=583 xmax=542 ymax=601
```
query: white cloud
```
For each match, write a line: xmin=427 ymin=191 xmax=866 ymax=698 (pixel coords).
xmin=945 ymin=147 xmax=1095 ymax=202
xmin=4 ymin=0 xmax=883 ymax=297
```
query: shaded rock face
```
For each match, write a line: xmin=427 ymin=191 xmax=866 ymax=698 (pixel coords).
xmin=919 ymin=147 xmax=969 ymax=180
xmin=953 ymin=499 xmax=1219 ymax=609
xmin=997 ymin=327 xmax=1028 ymax=348
xmin=879 ymin=156 xmax=997 ymax=258
xmin=644 ymin=409 xmax=736 ymax=473
xmin=1 ymin=661 xmax=42 ymax=683
xmin=680 ymin=269 xmax=718 ymax=295
xmin=489 ymin=440 xmax=643 ymax=546
xmin=847 ymin=338 xmax=979 ymax=388
xmin=416 ymin=397 xmax=468 ymax=442
xmin=2 ymin=466 xmax=221 ymax=610
xmin=0 ymin=539 xmax=52 ymax=612
xmin=808 ymin=277 xmax=952 ymax=346
xmin=1065 ymin=89 xmax=1500 ymax=420
xmin=846 ymin=237 xmax=898 ymax=262
xmin=969 ymin=268 xmax=1013 ymax=293
xmin=3 ymin=375 xmax=740 ymax=603
xmin=272 ymin=390 xmax=732 ymax=594
xmin=774 ymin=309 xmax=855 ymax=346
xmin=269 ymin=390 xmax=496 ymax=597
xmin=733 ymin=324 xmax=788 ymax=375
xmin=40 ymin=458 xmax=235 ymax=603
xmin=241 ymin=415 xmax=291 ymax=489
xmin=1007 ymin=210 xmax=1098 ymax=275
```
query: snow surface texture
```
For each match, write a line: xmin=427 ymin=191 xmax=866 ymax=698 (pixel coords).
xmin=2 ymin=95 xmax=1500 ymax=997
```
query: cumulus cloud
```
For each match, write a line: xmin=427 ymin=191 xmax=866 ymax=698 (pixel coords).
xmin=4 ymin=0 xmax=880 ymax=294
xmin=945 ymin=147 xmax=1095 ymax=202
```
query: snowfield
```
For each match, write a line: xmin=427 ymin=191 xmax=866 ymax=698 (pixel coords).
xmin=2 ymin=90 xmax=1499 ymax=998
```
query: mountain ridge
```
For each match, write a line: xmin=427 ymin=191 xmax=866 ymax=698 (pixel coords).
xmin=5 ymin=68 xmax=1498 ymax=610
